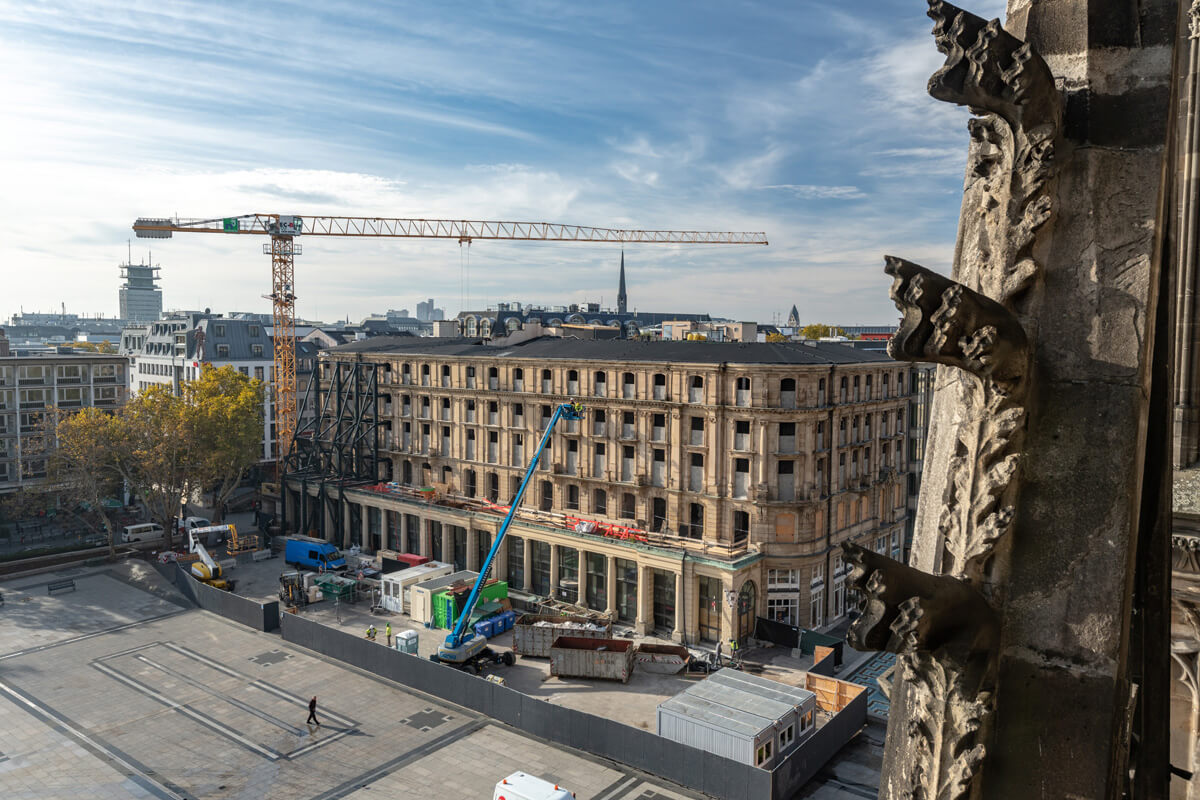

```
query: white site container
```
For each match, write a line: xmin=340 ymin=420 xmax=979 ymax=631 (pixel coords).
xmin=409 ymin=570 xmax=477 ymax=625
xmin=656 ymin=668 xmax=817 ymax=769
xmin=378 ymin=561 xmax=453 ymax=614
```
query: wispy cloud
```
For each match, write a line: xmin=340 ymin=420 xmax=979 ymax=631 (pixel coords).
xmin=762 ymin=184 xmax=867 ymax=200
xmin=0 ymin=0 xmax=995 ymax=325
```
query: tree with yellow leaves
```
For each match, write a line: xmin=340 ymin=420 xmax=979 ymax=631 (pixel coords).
xmin=48 ymin=407 xmax=125 ymax=557
xmin=185 ymin=365 xmax=265 ymax=523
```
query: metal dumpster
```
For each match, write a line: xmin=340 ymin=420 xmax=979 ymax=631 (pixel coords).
xmin=512 ymin=614 xmax=612 ymax=658
xmin=550 ymin=636 xmax=635 ymax=683
xmin=635 ymin=643 xmax=691 ymax=675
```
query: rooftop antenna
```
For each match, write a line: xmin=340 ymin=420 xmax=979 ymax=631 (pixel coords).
xmin=127 ymin=239 xmax=131 ymax=265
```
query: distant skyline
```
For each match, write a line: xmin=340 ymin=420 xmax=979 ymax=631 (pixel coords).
xmin=1 ymin=0 xmax=1007 ymax=326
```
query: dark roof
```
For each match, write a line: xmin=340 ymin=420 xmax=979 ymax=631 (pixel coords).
xmin=327 ymin=335 xmax=893 ymax=366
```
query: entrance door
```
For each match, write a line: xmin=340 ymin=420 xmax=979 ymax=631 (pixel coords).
xmin=698 ymin=576 xmax=721 ymax=643
xmin=737 ymin=581 xmax=757 ymax=643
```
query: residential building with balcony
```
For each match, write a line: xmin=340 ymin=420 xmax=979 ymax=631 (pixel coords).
xmin=284 ymin=336 xmax=912 ymax=645
xmin=0 ymin=353 xmax=128 ymax=493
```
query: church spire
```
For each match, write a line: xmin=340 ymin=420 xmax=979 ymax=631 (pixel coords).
xmin=617 ymin=250 xmax=628 ymax=314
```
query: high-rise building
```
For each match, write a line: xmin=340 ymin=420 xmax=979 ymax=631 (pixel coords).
xmin=416 ymin=299 xmax=445 ymax=322
xmin=118 ymin=258 xmax=162 ymax=322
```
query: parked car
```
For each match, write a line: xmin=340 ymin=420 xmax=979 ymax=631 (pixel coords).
xmin=121 ymin=523 xmax=165 ymax=543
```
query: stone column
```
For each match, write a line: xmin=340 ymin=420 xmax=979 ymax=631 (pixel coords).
xmin=360 ymin=503 xmax=370 ymax=552
xmin=1176 ymin=2 xmax=1200 ymax=469
xmin=491 ymin=528 xmax=507 ymax=581
xmin=415 ymin=518 xmax=428 ymax=558
xmin=549 ymin=544 xmax=560 ymax=599
xmin=672 ymin=570 xmax=684 ymax=643
xmin=579 ymin=551 xmax=589 ymax=608
xmin=440 ymin=525 xmax=452 ymax=568
xmin=843 ymin=3 xmax=1177 ymax=798
xmin=466 ymin=527 xmax=479 ymax=571
xmin=522 ymin=537 xmax=532 ymax=592
xmin=606 ymin=554 xmax=618 ymax=618
xmin=636 ymin=564 xmax=654 ymax=635
xmin=337 ymin=499 xmax=349 ymax=549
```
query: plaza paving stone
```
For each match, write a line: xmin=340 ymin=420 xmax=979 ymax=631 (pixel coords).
xmin=0 ymin=564 xmax=701 ymax=800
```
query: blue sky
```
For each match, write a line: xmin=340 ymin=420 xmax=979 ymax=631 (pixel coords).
xmin=0 ymin=0 xmax=1007 ymax=326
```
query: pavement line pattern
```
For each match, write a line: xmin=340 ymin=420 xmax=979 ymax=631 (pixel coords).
xmin=92 ymin=640 xmax=360 ymax=762
xmin=0 ymin=678 xmax=186 ymax=800
xmin=90 ymin=659 xmax=282 ymax=760
xmin=594 ymin=773 xmax=642 ymax=800
xmin=311 ymin=719 xmax=489 ymax=800
xmin=133 ymin=653 xmax=306 ymax=736
xmin=0 ymin=609 xmax=188 ymax=661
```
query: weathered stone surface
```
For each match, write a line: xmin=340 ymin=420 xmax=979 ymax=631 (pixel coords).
xmin=845 ymin=1 xmax=1175 ymax=798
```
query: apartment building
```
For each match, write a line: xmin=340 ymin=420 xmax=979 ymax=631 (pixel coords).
xmin=285 ymin=336 xmax=912 ymax=645
xmin=0 ymin=352 xmax=128 ymax=492
xmin=125 ymin=315 xmax=318 ymax=463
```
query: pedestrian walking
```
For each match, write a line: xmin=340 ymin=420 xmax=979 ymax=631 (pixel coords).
xmin=386 ymin=622 xmax=392 ymax=647
xmin=307 ymin=696 xmax=320 ymax=726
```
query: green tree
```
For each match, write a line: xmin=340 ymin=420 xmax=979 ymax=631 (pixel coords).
xmin=186 ymin=366 xmax=265 ymax=523
xmin=799 ymin=324 xmax=845 ymax=339
xmin=117 ymin=384 xmax=194 ymax=550
xmin=765 ymin=331 xmax=789 ymax=342
xmin=48 ymin=408 xmax=124 ymax=557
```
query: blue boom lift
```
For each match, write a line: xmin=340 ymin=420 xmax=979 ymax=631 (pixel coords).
xmin=434 ymin=402 xmax=585 ymax=671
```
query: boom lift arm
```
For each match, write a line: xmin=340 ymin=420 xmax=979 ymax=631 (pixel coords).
xmin=436 ymin=402 xmax=585 ymax=665
xmin=187 ymin=527 xmax=232 ymax=590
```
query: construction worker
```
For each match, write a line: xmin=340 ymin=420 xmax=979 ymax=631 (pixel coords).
xmin=365 ymin=624 xmax=377 ymax=641
xmin=571 ymin=401 xmax=584 ymax=416
xmin=385 ymin=622 xmax=392 ymax=647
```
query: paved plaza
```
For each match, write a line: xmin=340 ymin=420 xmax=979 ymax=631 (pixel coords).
xmin=0 ymin=564 xmax=701 ymax=800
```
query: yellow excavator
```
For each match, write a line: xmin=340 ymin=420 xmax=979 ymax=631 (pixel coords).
xmin=188 ymin=527 xmax=235 ymax=591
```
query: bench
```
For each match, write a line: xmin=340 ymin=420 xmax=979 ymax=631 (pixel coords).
xmin=47 ymin=579 xmax=76 ymax=596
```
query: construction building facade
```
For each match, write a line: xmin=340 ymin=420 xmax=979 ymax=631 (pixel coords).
xmin=284 ymin=337 xmax=912 ymax=645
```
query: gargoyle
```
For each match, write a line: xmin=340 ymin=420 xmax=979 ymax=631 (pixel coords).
xmin=843 ymin=541 xmax=998 ymax=662
xmin=884 ymin=255 xmax=1029 ymax=392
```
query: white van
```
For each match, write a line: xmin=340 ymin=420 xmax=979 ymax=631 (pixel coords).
xmin=493 ymin=772 xmax=573 ymax=800
xmin=122 ymin=523 xmax=165 ymax=543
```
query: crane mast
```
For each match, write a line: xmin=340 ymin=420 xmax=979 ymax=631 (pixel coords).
xmin=133 ymin=213 xmax=768 ymax=470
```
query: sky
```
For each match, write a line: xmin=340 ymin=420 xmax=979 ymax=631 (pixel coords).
xmin=0 ymin=0 xmax=1009 ymax=327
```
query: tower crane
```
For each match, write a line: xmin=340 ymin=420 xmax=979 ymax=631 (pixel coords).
xmin=132 ymin=213 xmax=768 ymax=469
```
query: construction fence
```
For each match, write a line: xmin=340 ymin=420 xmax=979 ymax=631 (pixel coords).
xmin=156 ymin=563 xmax=280 ymax=632
xmin=279 ymin=611 xmax=774 ymax=800
xmin=160 ymin=567 xmax=865 ymax=800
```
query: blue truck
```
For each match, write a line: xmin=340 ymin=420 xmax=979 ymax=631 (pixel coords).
xmin=283 ymin=536 xmax=347 ymax=571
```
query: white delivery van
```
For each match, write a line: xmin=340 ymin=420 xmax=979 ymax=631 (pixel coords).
xmin=177 ymin=516 xmax=211 ymax=533
xmin=493 ymin=772 xmax=573 ymax=800
xmin=122 ymin=523 xmax=165 ymax=543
